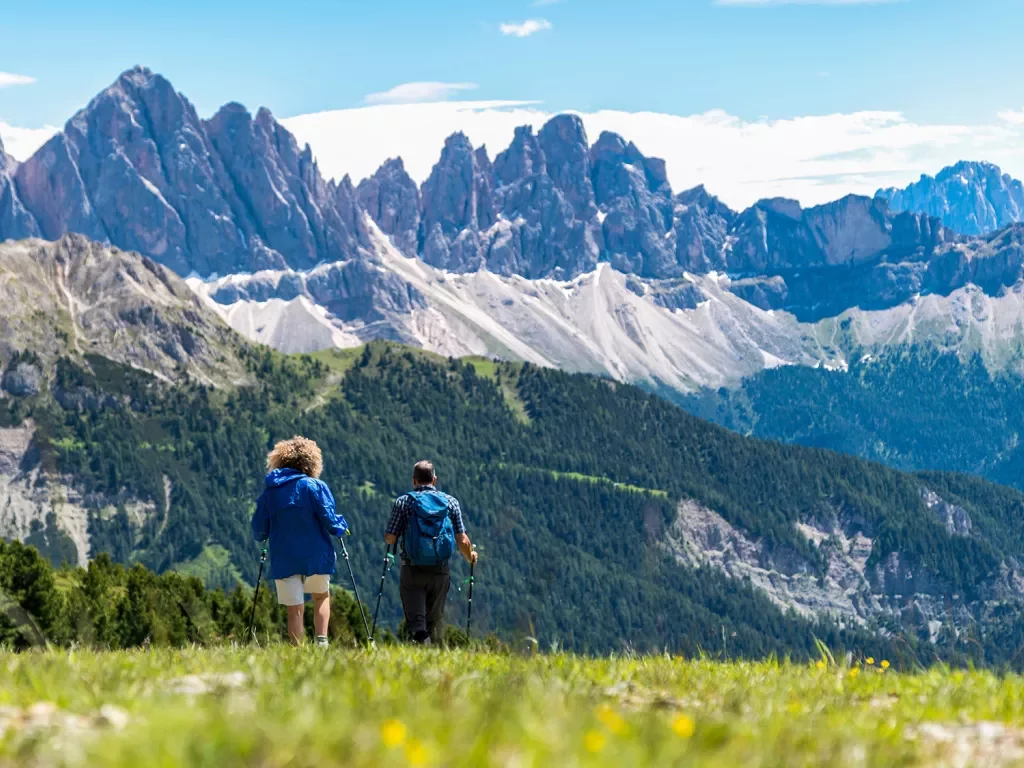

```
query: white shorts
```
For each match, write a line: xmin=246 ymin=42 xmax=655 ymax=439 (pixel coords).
xmin=274 ymin=574 xmax=330 ymax=606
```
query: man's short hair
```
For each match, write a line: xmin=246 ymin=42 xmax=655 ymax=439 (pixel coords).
xmin=413 ymin=460 xmax=436 ymax=485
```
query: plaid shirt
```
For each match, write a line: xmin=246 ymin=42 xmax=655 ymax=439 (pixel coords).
xmin=386 ymin=486 xmax=466 ymax=558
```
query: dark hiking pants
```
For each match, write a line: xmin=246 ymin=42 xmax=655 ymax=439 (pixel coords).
xmin=399 ymin=564 xmax=450 ymax=644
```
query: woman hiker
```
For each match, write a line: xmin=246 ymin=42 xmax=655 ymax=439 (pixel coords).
xmin=251 ymin=436 xmax=347 ymax=646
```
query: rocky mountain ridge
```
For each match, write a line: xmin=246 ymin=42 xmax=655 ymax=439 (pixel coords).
xmin=0 ymin=67 xmax=371 ymax=277
xmin=5 ymin=65 xmax=1021 ymax=293
xmin=6 ymin=67 xmax=1024 ymax=392
xmin=878 ymin=161 xmax=1024 ymax=237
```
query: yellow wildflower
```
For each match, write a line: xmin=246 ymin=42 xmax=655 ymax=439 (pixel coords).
xmin=381 ymin=719 xmax=407 ymax=748
xmin=595 ymin=703 xmax=629 ymax=736
xmin=671 ymin=714 xmax=695 ymax=738
xmin=848 ymin=666 xmax=860 ymax=678
xmin=881 ymin=660 xmax=890 ymax=670
xmin=866 ymin=657 xmax=875 ymax=665
xmin=584 ymin=729 xmax=607 ymax=753
xmin=405 ymin=738 xmax=429 ymax=766
xmin=815 ymin=660 xmax=826 ymax=669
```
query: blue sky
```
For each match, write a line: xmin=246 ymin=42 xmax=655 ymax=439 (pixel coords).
xmin=2 ymin=0 xmax=1024 ymax=206
xmin=3 ymin=0 xmax=1023 ymax=127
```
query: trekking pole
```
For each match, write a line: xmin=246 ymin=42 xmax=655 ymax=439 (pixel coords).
xmin=370 ymin=543 xmax=396 ymax=642
xmin=465 ymin=547 xmax=476 ymax=643
xmin=338 ymin=532 xmax=372 ymax=643
xmin=247 ymin=544 xmax=268 ymax=640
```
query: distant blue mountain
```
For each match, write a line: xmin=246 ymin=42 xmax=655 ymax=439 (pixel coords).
xmin=877 ymin=161 xmax=1024 ymax=236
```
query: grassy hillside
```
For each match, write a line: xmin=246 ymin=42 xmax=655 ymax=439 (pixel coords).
xmin=3 ymin=646 xmax=1024 ymax=767
xmin=8 ymin=340 xmax=1024 ymax=661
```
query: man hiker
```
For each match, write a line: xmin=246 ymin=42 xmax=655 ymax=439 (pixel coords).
xmin=251 ymin=436 xmax=347 ymax=647
xmin=385 ymin=460 xmax=477 ymax=644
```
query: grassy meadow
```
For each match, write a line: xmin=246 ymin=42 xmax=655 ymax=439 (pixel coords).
xmin=1 ymin=646 xmax=1023 ymax=767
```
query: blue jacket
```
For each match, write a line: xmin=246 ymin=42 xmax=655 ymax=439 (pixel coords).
xmin=251 ymin=468 xmax=348 ymax=580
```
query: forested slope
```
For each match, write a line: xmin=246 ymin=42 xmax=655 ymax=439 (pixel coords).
xmin=6 ymin=341 xmax=1024 ymax=662
xmin=680 ymin=347 xmax=1024 ymax=489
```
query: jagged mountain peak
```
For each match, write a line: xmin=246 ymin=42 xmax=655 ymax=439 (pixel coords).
xmin=118 ymin=64 xmax=158 ymax=82
xmin=99 ymin=65 xmax=172 ymax=103
xmin=441 ymin=131 xmax=474 ymax=151
xmin=539 ymin=113 xmax=588 ymax=144
xmin=677 ymin=184 xmax=734 ymax=215
xmin=254 ymin=105 xmax=277 ymax=124
xmin=6 ymin=67 xmax=370 ymax=277
xmin=354 ymin=158 xmax=420 ymax=257
xmin=493 ymin=124 xmax=544 ymax=184
xmin=592 ymin=130 xmax=628 ymax=154
xmin=210 ymin=100 xmax=251 ymax=120
xmin=878 ymin=160 xmax=1024 ymax=236
xmin=377 ymin=156 xmax=408 ymax=175
xmin=935 ymin=160 xmax=1007 ymax=181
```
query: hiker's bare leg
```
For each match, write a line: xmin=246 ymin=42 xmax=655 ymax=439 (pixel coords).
xmin=312 ymin=591 xmax=330 ymax=637
xmin=287 ymin=605 xmax=305 ymax=644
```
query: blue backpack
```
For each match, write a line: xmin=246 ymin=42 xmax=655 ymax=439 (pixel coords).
xmin=404 ymin=490 xmax=456 ymax=566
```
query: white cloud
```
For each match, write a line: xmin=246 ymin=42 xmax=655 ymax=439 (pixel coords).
xmin=998 ymin=108 xmax=1024 ymax=126
xmin=500 ymin=19 xmax=553 ymax=37
xmin=0 ymin=121 xmax=59 ymax=160
xmin=283 ymin=104 xmax=1024 ymax=210
xmin=0 ymin=72 xmax=36 ymax=88
xmin=365 ymin=82 xmax=479 ymax=105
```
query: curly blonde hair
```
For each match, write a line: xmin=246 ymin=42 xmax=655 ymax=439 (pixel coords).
xmin=266 ymin=436 xmax=323 ymax=478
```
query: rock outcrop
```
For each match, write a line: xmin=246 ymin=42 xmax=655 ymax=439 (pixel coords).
xmin=0 ymin=138 xmax=39 ymax=242
xmin=355 ymin=158 xmax=420 ymax=257
xmin=0 ymin=233 xmax=248 ymax=384
xmin=665 ymin=495 xmax=1024 ymax=638
xmin=879 ymin=161 xmax=1024 ymax=236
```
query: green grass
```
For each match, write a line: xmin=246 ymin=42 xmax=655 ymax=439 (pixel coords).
xmin=498 ymin=462 xmax=669 ymax=498
xmin=304 ymin=347 xmax=364 ymax=376
xmin=463 ymin=356 xmax=497 ymax=378
xmin=49 ymin=437 xmax=86 ymax=451
xmin=464 ymin=357 xmax=531 ymax=424
xmin=1 ymin=647 xmax=1022 ymax=766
